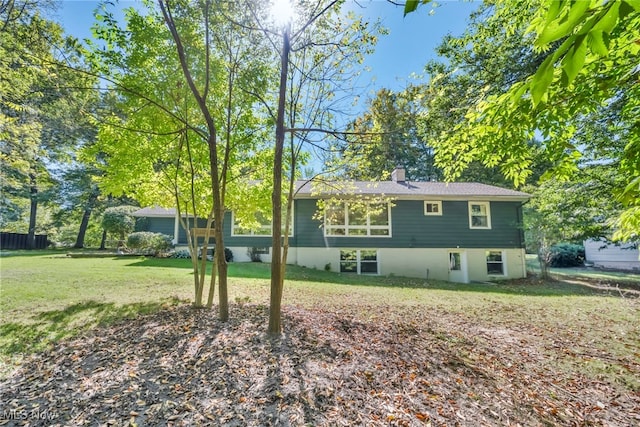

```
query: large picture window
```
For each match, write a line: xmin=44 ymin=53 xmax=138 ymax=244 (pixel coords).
xmin=325 ymin=202 xmax=391 ymax=237
xmin=340 ymin=249 xmax=379 ymax=274
xmin=232 ymin=208 xmax=294 ymax=236
xmin=486 ymin=250 xmax=505 ymax=275
xmin=469 ymin=202 xmax=491 ymax=229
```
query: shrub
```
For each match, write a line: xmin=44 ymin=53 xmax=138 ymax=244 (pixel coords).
xmin=216 ymin=247 xmax=234 ymax=263
xmin=171 ymin=249 xmax=192 ymax=259
xmin=247 ymin=247 xmax=263 ymax=262
xmin=549 ymin=243 xmax=585 ymax=268
xmin=126 ymin=232 xmax=173 ymax=255
xmin=198 ymin=247 xmax=234 ymax=262
xmin=102 ymin=206 xmax=138 ymax=244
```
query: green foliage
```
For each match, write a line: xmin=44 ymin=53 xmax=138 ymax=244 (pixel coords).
xmin=247 ymin=247 xmax=263 ymax=263
xmin=101 ymin=206 xmax=137 ymax=240
xmin=1 ymin=3 xmax=99 ymax=237
xmin=214 ymin=247 xmax=234 ymax=263
xmin=338 ymin=87 xmax=440 ymax=181
xmin=171 ymin=249 xmax=192 ymax=259
xmin=405 ymin=0 xmax=639 ymax=240
xmin=126 ymin=231 xmax=172 ymax=255
xmin=549 ymin=244 xmax=585 ymax=268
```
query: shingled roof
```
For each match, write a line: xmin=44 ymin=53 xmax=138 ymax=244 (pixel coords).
xmin=294 ymin=180 xmax=530 ymax=201
xmin=132 ymin=206 xmax=176 ymax=217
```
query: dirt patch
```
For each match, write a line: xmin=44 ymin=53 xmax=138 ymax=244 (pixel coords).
xmin=1 ymin=304 xmax=638 ymax=426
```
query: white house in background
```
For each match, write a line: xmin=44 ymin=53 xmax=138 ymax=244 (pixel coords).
xmin=584 ymin=239 xmax=640 ymax=271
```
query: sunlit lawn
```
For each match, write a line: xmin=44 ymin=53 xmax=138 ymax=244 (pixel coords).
xmin=1 ymin=250 xmax=638 ymax=387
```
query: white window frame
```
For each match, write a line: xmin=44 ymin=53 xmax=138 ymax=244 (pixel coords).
xmin=231 ymin=207 xmax=294 ymax=237
xmin=486 ymin=250 xmax=506 ymax=276
xmin=339 ymin=249 xmax=379 ymax=275
xmin=424 ymin=200 xmax=442 ymax=216
xmin=468 ymin=201 xmax=491 ymax=229
xmin=324 ymin=202 xmax=391 ymax=237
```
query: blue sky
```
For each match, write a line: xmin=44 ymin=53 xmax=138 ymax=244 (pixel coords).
xmin=56 ymin=0 xmax=478 ymax=94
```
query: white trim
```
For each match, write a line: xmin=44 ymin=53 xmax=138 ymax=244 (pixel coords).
xmin=486 ymin=249 xmax=507 ymax=276
xmin=469 ymin=201 xmax=492 ymax=229
xmin=231 ymin=207 xmax=294 ymax=237
xmin=173 ymin=212 xmax=180 ymax=245
xmin=339 ymin=249 xmax=379 ymax=275
xmin=324 ymin=202 xmax=392 ymax=238
xmin=424 ymin=200 xmax=442 ymax=216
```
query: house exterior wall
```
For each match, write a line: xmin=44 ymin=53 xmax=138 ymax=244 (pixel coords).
xmin=138 ymin=197 xmax=527 ymax=281
xmin=295 ymin=247 xmax=526 ymax=282
xmin=293 ymin=199 xmax=524 ymax=249
xmin=584 ymin=239 xmax=640 ymax=271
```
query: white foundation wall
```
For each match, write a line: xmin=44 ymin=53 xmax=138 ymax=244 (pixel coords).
xmin=295 ymin=247 xmax=527 ymax=282
xmin=227 ymin=246 xmax=298 ymax=264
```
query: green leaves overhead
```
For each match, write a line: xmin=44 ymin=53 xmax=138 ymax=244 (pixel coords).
xmin=405 ymin=0 xmax=639 ymax=241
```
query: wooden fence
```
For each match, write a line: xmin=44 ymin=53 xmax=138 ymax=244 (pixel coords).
xmin=0 ymin=232 xmax=49 ymax=250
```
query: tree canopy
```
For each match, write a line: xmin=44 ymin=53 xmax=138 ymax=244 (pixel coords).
xmin=405 ymin=0 xmax=639 ymax=241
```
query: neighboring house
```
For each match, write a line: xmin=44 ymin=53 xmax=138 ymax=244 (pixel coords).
xmin=584 ymin=239 xmax=640 ymax=271
xmin=133 ymin=168 xmax=530 ymax=283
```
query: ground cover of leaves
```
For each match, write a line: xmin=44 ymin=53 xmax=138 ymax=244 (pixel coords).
xmin=2 ymin=303 xmax=638 ymax=427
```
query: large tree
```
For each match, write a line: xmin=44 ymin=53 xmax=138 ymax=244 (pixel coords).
xmin=338 ymin=86 xmax=440 ymax=182
xmin=87 ymin=0 xmax=272 ymax=313
xmin=246 ymin=0 xmax=382 ymax=334
xmin=1 ymin=1 xmax=97 ymax=247
xmin=406 ymin=0 xmax=640 ymax=240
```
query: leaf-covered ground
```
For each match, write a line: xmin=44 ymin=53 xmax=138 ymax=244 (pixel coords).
xmin=2 ymin=302 xmax=638 ymax=426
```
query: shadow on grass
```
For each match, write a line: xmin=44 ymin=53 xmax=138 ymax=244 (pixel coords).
xmin=0 ymin=298 xmax=182 ymax=356
xmin=120 ymin=257 xmax=617 ymax=298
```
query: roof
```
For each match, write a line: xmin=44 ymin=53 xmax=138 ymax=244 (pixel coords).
xmin=294 ymin=180 xmax=530 ymax=201
xmin=133 ymin=182 xmax=529 ymax=218
xmin=132 ymin=206 xmax=176 ymax=217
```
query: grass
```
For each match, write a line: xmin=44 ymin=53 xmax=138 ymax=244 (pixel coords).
xmin=525 ymin=254 xmax=640 ymax=284
xmin=1 ymin=251 xmax=638 ymax=389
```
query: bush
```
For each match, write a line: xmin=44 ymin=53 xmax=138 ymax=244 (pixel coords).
xmin=216 ymin=247 xmax=234 ymax=263
xmin=126 ymin=232 xmax=173 ymax=255
xmin=247 ymin=247 xmax=263 ymax=262
xmin=197 ymin=247 xmax=234 ymax=262
xmin=549 ymin=243 xmax=585 ymax=268
xmin=171 ymin=249 xmax=192 ymax=259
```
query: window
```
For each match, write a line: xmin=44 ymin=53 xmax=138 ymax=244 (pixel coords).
xmin=469 ymin=202 xmax=491 ymax=229
xmin=449 ymin=252 xmax=461 ymax=271
xmin=340 ymin=249 xmax=379 ymax=274
xmin=325 ymin=202 xmax=391 ymax=237
xmin=486 ymin=250 xmax=505 ymax=275
xmin=232 ymin=208 xmax=294 ymax=236
xmin=424 ymin=201 xmax=442 ymax=216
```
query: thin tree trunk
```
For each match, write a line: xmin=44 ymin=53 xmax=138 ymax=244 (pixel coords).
xmin=268 ymin=23 xmax=291 ymax=336
xmin=73 ymin=208 xmax=91 ymax=249
xmin=99 ymin=229 xmax=107 ymax=250
xmin=74 ymin=191 xmax=98 ymax=249
xmin=27 ymin=171 xmax=38 ymax=250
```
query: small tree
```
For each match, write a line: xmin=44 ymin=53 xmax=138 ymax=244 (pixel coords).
xmin=101 ymin=205 xmax=137 ymax=248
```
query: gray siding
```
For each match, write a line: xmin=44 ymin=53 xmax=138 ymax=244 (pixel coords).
xmin=295 ymin=199 xmax=524 ymax=249
xmin=139 ymin=217 xmax=175 ymax=239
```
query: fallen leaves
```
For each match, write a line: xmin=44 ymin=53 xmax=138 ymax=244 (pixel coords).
xmin=0 ymin=303 xmax=638 ymax=426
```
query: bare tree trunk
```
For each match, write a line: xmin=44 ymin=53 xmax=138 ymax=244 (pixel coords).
xmin=27 ymin=170 xmax=38 ymax=250
xmin=74 ymin=191 xmax=98 ymax=248
xmin=268 ymin=23 xmax=291 ymax=336
xmin=99 ymin=229 xmax=107 ymax=250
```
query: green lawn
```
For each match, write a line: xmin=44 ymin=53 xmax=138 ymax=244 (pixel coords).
xmin=1 ymin=251 xmax=639 ymax=389
xmin=525 ymin=253 xmax=640 ymax=284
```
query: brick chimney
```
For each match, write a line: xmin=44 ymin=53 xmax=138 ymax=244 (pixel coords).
xmin=391 ymin=166 xmax=406 ymax=183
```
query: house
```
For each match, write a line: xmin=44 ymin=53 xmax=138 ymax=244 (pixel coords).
xmin=584 ymin=238 xmax=640 ymax=271
xmin=133 ymin=168 xmax=530 ymax=283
